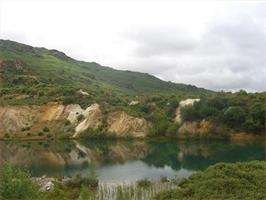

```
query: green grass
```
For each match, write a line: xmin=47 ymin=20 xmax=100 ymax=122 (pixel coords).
xmin=0 ymin=164 xmax=40 ymax=200
xmin=0 ymin=39 xmax=210 ymax=107
xmin=155 ymin=161 xmax=266 ymax=200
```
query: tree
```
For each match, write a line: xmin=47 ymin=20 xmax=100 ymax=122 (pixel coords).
xmin=223 ymin=106 xmax=246 ymax=128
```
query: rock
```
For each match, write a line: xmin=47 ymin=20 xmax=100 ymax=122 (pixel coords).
xmin=107 ymin=111 xmax=150 ymax=137
xmin=73 ymin=103 xmax=102 ymax=137
xmin=77 ymin=89 xmax=89 ymax=96
xmin=174 ymin=99 xmax=200 ymax=123
xmin=32 ymin=176 xmax=55 ymax=191
xmin=66 ymin=104 xmax=84 ymax=124
xmin=0 ymin=102 xmax=149 ymax=138
xmin=0 ymin=105 xmax=39 ymax=135
xmin=44 ymin=181 xmax=53 ymax=191
xmin=178 ymin=120 xmax=213 ymax=139
xmin=129 ymin=100 xmax=139 ymax=106
xmin=39 ymin=102 xmax=65 ymax=122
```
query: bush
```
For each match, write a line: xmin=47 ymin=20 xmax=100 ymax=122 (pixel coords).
xmin=0 ymin=164 xmax=40 ymax=200
xmin=65 ymin=172 xmax=98 ymax=189
xmin=137 ymin=179 xmax=152 ymax=188
xmin=155 ymin=161 xmax=266 ymax=200
xmin=77 ymin=185 xmax=93 ymax=200
xmin=21 ymin=126 xmax=31 ymax=132
xmin=166 ymin=123 xmax=180 ymax=136
xmin=43 ymin=126 xmax=50 ymax=132
xmin=38 ymin=132 xmax=44 ymax=136
xmin=223 ymin=106 xmax=246 ymax=128
xmin=77 ymin=114 xmax=85 ymax=122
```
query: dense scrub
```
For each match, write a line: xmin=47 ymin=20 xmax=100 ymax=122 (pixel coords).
xmin=180 ymin=91 xmax=266 ymax=134
xmin=155 ymin=160 xmax=266 ymax=200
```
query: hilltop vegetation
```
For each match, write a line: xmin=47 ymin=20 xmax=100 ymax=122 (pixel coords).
xmin=0 ymin=39 xmax=209 ymax=107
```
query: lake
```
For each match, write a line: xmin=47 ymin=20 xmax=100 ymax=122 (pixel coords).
xmin=0 ymin=139 xmax=265 ymax=184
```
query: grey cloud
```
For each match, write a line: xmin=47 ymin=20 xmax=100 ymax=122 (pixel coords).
xmin=127 ymin=27 xmax=198 ymax=57
xmin=124 ymin=4 xmax=266 ymax=92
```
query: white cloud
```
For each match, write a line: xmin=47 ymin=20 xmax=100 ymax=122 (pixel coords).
xmin=0 ymin=0 xmax=265 ymax=91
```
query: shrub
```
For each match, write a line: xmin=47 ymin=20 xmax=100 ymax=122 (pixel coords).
xmin=21 ymin=126 xmax=31 ymax=132
xmin=77 ymin=185 xmax=94 ymax=200
xmin=38 ymin=132 xmax=44 ymax=136
xmin=43 ymin=126 xmax=50 ymax=132
xmin=137 ymin=178 xmax=152 ymax=188
xmin=155 ymin=161 xmax=266 ymax=200
xmin=65 ymin=172 xmax=98 ymax=189
xmin=0 ymin=164 xmax=40 ymax=200
xmin=223 ymin=106 xmax=246 ymax=128
xmin=166 ymin=123 xmax=180 ymax=136
xmin=160 ymin=176 xmax=169 ymax=183
xmin=77 ymin=114 xmax=85 ymax=122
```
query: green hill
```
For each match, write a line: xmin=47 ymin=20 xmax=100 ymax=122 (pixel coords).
xmin=0 ymin=39 xmax=211 ymax=106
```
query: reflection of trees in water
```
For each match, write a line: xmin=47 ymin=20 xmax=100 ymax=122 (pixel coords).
xmin=0 ymin=140 xmax=264 ymax=176
xmin=142 ymin=140 xmax=265 ymax=171
xmin=142 ymin=140 xmax=182 ymax=170
xmin=78 ymin=139 xmax=149 ymax=166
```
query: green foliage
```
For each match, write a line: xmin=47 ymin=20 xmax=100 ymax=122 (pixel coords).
xmin=223 ymin=106 xmax=246 ymax=128
xmin=155 ymin=161 xmax=266 ymax=200
xmin=65 ymin=172 xmax=98 ymax=189
xmin=166 ymin=123 xmax=180 ymax=136
xmin=0 ymin=39 xmax=210 ymax=107
xmin=43 ymin=126 xmax=50 ymax=132
xmin=180 ymin=93 xmax=266 ymax=134
xmin=0 ymin=164 xmax=40 ymax=200
xmin=76 ymin=114 xmax=85 ymax=123
xmin=42 ymin=183 xmax=71 ymax=200
xmin=77 ymin=185 xmax=94 ymax=200
xmin=137 ymin=179 xmax=152 ymax=188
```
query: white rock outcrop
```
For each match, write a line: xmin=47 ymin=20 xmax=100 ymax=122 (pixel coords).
xmin=73 ymin=103 xmax=102 ymax=137
xmin=174 ymin=99 xmax=200 ymax=123
xmin=129 ymin=100 xmax=140 ymax=106
xmin=77 ymin=89 xmax=89 ymax=96
xmin=66 ymin=104 xmax=84 ymax=124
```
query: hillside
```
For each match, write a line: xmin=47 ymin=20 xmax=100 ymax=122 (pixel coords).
xmin=0 ymin=39 xmax=210 ymax=107
xmin=0 ymin=39 xmax=264 ymax=139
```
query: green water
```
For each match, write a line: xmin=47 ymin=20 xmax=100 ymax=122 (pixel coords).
xmin=0 ymin=139 xmax=265 ymax=183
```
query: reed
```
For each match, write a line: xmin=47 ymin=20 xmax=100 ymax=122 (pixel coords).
xmin=86 ymin=180 xmax=178 ymax=200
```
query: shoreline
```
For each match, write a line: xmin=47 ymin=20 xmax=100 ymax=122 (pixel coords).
xmin=0 ymin=133 xmax=264 ymax=142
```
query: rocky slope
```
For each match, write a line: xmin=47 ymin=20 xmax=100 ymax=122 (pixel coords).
xmin=0 ymin=102 xmax=150 ymax=139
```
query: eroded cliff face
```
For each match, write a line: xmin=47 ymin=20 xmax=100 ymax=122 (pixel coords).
xmin=0 ymin=105 xmax=39 ymax=136
xmin=107 ymin=111 xmax=151 ymax=138
xmin=0 ymin=102 xmax=150 ymax=138
xmin=177 ymin=120 xmax=213 ymax=139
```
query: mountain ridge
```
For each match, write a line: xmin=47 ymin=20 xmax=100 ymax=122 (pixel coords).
xmin=0 ymin=39 xmax=211 ymax=106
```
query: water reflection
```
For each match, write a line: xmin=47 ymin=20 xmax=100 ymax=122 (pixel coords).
xmin=0 ymin=139 xmax=264 ymax=183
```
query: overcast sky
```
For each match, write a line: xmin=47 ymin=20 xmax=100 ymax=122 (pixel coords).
xmin=0 ymin=0 xmax=265 ymax=92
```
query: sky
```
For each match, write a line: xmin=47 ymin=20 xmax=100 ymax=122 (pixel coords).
xmin=0 ymin=0 xmax=265 ymax=92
